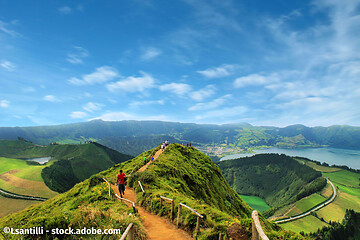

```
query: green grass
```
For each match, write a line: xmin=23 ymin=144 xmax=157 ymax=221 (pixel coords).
xmin=281 ymin=215 xmax=328 ymax=234
xmin=323 ymin=170 xmax=360 ymax=189
xmin=239 ymin=195 xmax=270 ymax=212
xmin=0 ymin=196 xmax=38 ymax=218
xmin=295 ymin=194 xmax=326 ymax=213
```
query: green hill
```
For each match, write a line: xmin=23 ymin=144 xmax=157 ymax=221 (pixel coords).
xmin=218 ymin=154 xmax=327 ymax=215
xmin=0 ymin=140 xmax=132 ymax=192
xmin=0 ymin=144 xmax=304 ymax=239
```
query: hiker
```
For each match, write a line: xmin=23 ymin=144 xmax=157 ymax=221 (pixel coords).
xmin=150 ymin=154 xmax=154 ymax=162
xmin=187 ymin=142 xmax=189 ymax=147
xmin=165 ymin=140 xmax=169 ymax=147
xmin=161 ymin=143 xmax=164 ymax=151
xmin=116 ymin=170 xmax=126 ymax=197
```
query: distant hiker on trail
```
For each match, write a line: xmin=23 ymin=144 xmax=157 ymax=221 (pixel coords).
xmin=151 ymin=155 xmax=155 ymax=161
xmin=189 ymin=143 xmax=192 ymax=147
xmin=182 ymin=143 xmax=184 ymax=146
xmin=187 ymin=142 xmax=189 ymax=147
xmin=165 ymin=140 xmax=169 ymax=147
xmin=116 ymin=170 xmax=126 ymax=198
xmin=161 ymin=143 xmax=165 ymax=151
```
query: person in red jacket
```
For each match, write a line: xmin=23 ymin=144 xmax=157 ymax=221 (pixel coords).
xmin=116 ymin=170 xmax=126 ymax=197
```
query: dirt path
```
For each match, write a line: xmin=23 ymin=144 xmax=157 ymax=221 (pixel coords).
xmin=138 ymin=148 xmax=164 ymax=172
xmin=112 ymin=185 xmax=192 ymax=240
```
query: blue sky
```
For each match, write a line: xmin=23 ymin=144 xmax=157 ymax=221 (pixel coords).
xmin=0 ymin=0 xmax=359 ymax=127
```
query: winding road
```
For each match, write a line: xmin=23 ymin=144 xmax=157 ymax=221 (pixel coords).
xmin=0 ymin=188 xmax=47 ymax=201
xmin=275 ymin=178 xmax=337 ymax=224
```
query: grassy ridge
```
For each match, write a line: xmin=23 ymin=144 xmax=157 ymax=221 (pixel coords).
xmin=218 ymin=154 xmax=326 ymax=210
xmin=0 ymin=140 xmax=132 ymax=192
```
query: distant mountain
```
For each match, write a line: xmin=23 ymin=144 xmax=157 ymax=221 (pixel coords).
xmin=0 ymin=121 xmax=359 ymax=155
xmin=218 ymin=154 xmax=326 ymax=215
xmin=0 ymin=140 xmax=132 ymax=192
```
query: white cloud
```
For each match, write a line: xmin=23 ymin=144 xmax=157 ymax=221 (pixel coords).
xmin=68 ymin=66 xmax=118 ymax=86
xmin=197 ymin=64 xmax=239 ymax=78
xmin=234 ymin=73 xmax=279 ymax=88
xmin=189 ymin=85 xmax=216 ymax=101
xmin=195 ymin=106 xmax=247 ymax=120
xmin=106 ymin=71 xmax=155 ymax=92
xmin=58 ymin=6 xmax=72 ymax=15
xmin=129 ymin=100 xmax=165 ymax=108
xmin=159 ymin=83 xmax=192 ymax=96
xmin=67 ymin=46 xmax=89 ymax=64
xmin=43 ymin=95 xmax=61 ymax=102
xmin=189 ymin=94 xmax=231 ymax=111
xmin=140 ymin=47 xmax=162 ymax=61
xmin=0 ymin=100 xmax=10 ymax=108
xmin=70 ymin=111 xmax=88 ymax=119
xmin=92 ymin=112 xmax=169 ymax=121
xmin=83 ymin=102 xmax=103 ymax=112
xmin=0 ymin=20 xmax=20 ymax=37
xmin=0 ymin=60 xmax=16 ymax=71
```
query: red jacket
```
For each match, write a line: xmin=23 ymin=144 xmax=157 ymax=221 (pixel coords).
xmin=117 ymin=173 xmax=126 ymax=184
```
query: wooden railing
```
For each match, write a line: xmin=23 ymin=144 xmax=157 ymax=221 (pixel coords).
xmin=138 ymin=181 xmax=145 ymax=195
xmin=160 ymin=196 xmax=175 ymax=220
xmin=120 ymin=223 xmax=135 ymax=240
xmin=115 ymin=193 xmax=136 ymax=214
xmin=177 ymin=202 xmax=204 ymax=233
xmin=252 ymin=210 xmax=269 ymax=240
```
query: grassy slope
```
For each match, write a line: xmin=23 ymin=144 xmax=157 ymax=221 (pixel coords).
xmin=281 ymin=215 xmax=328 ymax=234
xmin=0 ymin=140 xmax=132 ymax=192
xmin=218 ymin=154 xmax=326 ymax=209
xmin=0 ymin=174 xmax=147 ymax=240
xmin=0 ymin=157 xmax=57 ymax=198
xmin=0 ymin=196 xmax=37 ymax=218
xmin=104 ymin=144 xmax=304 ymax=239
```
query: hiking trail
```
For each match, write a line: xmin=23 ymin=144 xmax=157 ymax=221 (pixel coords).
xmin=112 ymin=186 xmax=192 ymax=240
xmin=114 ymin=145 xmax=192 ymax=239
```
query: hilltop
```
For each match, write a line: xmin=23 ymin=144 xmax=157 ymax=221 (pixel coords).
xmin=218 ymin=154 xmax=327 ymax=216
xmin=0 ymin=144 xmax=304 ymax=239
xmin=0 ymin=140 xmax=132 ymax=192
xmin=0 ymin=121 xmax=359 ymax=157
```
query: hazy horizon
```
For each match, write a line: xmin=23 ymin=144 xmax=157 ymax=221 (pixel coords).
xmin=1 ymin=0 xmax=359 ymax=127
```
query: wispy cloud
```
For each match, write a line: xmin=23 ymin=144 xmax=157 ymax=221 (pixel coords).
xmin=67 ymin=46 xmax=89 ymax=64
xmin=58 ymin=6 xmax=72 ymax=15
xmin=189 ymin=85 xmax=216 ymax=101
xmin=0 ymin=100 xmax=10 ymax=108
xmin=0 ymin=60 xmax=16 ymax=71
xmin=129 ymin=100 xmax=165 ymax=108
xmin=0 ymin=20 xmax=20 ymax=37
xmin=68 ymin=66 xmax=118 ymax=86
xmin=140 ymin=47 xmax=162 ymax=61
xmin=83 ymin=102 xmax=103 ymax=112
xmin=70 ymin=111 xmax=88 ymax=119
xmin=189 ymin=94 xmax=231 ymax=111
xmin=92 ymin=112 xmax=169 ymax=121
xmin=106 ymin=71 xmax=155 ymax=92
xmin=21 ymin=87 xmax=36 ymax=93
xmin=43 ymin=95 xmax=61 ymax=102
xmin=197 ymin=64 xmax=239 ymax=78
xmin=234 ymin=73 xmax=280 ymax=88
xmin=159 ymin=83 xmax=192 ymax=96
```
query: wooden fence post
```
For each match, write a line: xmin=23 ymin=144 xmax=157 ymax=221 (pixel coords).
xmin=195 ymin=215 xmax=200 ymax=233
xmin=252 ymin=220 xmax=259 ymax=240
xmin=219 ymin=232 xmax=223 ymax=240
xmin=128 ymin=225 xmax=135 ymax=240
xmin=177 ymin=204 xmax=182 ymax=227
xmin=171 ymin=200 xmax=175 ymax=220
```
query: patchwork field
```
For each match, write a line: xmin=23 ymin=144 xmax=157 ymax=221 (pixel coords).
xmin=0 ymin=157 xmax=58 ymax=217
xmin=239 ymin=195 xmax=271 ymax=212
xmin=281 ymin=215 xmax=328 ymax=233
xmin=276 ymin=163 xmax=360 ymax=234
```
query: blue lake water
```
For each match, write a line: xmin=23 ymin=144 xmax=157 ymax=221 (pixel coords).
xmin=221 ymin=147 xmax=360 ymax=170
xmin=25 ymin=157 xmax=51 ymax=164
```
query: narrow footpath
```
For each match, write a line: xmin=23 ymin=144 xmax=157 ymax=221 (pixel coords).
xmin=112 ymin=185 xmax=192 ymax=240
xmin=138 ymin=148 xmax=164 ymax=172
